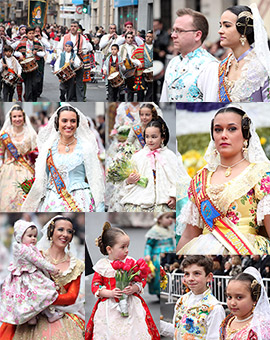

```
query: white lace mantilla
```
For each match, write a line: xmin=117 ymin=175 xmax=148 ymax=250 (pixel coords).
xmin=225 ymin=50 xmax=268 ymax=102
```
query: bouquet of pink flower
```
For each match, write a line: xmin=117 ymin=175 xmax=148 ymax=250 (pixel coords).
xmin=111 ymin=258 xmax=151 ymax=317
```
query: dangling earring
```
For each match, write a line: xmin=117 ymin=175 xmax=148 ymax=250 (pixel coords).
xmin=50 ymin=239 xmax=53 ymax=246
xmin=68 ymin=243 xmax=70 ymax=251
xmin=213 ymin=147 xmax=218 ymax=156
xmin=239 ymin=35 xmax=247 ymax=46
xmin=242 ymin=140 xmax=248 ymax=158
xmin=161 ymin=141 xmax=164 ymax=148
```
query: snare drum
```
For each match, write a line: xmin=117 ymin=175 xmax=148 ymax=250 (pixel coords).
xmin=143 ymin=67 xmax=153 ymax=82
xmin=2 ymin=69 xmax=19 ymax=87
xmin=20 ymin=57 xmax=38 ymax=73
xmin=108 ymin=71 xmax=125 ymax=88
xmin=153 ymin=60 xmax=164 ymax=81
xmin=54 ymin=64 xmax=75 ymax=83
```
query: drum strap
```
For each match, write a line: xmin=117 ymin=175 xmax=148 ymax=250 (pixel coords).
xmin=46 ymin=149 xmax=82 ymax=212
xmin=76 ymin=34 xmax=83 ymax=62
xmin=144 ymin=45 xmax=152 ymax=63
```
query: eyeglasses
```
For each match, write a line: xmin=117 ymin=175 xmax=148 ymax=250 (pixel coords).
xmin=171 ymin=28 xmax=198 ymax=35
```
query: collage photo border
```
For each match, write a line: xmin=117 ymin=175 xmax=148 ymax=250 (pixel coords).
xmin=0 ymin=0 xmax=270 ymax=340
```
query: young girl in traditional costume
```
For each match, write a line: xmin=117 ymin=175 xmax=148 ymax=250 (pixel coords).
xmin=144 ymin=212 xmax=175 ymax=297
xmin=120 ymin=116 xmax=178 ymax=212
xmin=220 ymin=267 xmax=270 ymax=339
xmin=107 ymin=102 xmax=162 ymax=212
xmin=126 ymin=103 xmax=162 ymax=151
xmin=85 ymin=222 xmax=160 ymax=340
xmin=177 ymin=105 xmax=270 ymax=255
xmin=0 ymin=220 xmax=60 ymax=325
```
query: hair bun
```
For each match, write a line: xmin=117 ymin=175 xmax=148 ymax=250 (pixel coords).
xmin=103 ymin=222 xmax=111 ymax=232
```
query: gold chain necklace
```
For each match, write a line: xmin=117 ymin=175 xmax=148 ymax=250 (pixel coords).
xmin=219 ymin=158 xmax=245 ymax=177
xmin=45 ymin=250 xmax=68 ymax=264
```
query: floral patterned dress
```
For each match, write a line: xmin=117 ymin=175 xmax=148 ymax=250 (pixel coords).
xmin=0 ymin=131 xmax=35 ymax=212
xmin=219 ymin=314 xmax=270 ymax=340
xmin=0 ymin=243 xmax=58 ymax=324
xmin=0 ymin=254 xmax=85 ymax=340
xmin=179 ymin=162 xmax=270 ymax=254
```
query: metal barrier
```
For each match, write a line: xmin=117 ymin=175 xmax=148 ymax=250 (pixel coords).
xmin=161 ymin=272 xmax=270 ymax=305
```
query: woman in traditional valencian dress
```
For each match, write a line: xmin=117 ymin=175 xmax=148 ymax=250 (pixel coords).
xmin=207 ymin=4 xmax=270 ymax=102
xmin=0 ymin=105 xmax=37 ymax=212
xmin=22 ymin=104 xmax=105 ymax=212
xmin=0 ymin=215 xmax=85 ymax=340
xmin=176 ymin=105 xmax=270 ymax=255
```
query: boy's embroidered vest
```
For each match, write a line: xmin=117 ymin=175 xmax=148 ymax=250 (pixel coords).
xmin=174 ymin=289 xmax=216 ymax=339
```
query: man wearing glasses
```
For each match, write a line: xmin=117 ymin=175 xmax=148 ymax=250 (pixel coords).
xmin=160 ymin=8 xmax=217 ymax=102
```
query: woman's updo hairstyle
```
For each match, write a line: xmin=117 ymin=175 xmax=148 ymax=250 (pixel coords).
xmin=9 ymin=105 xmax=26 ymax=124
xmin=47 ymin=216 xmax=74 ymax=241
xmin=227 ymin=5 xmax=254 ymax=45
xmin=139 ymin=103 xmax=158 ymax=120
xmin=96 ymin=222 xmax=127 ymax=255
xmin=228 ymin=272 xmax=261 ymax=302
xmin=144 ymin=116 xmax=169 ymax=146
xmin=54 ymin=106 xmax=80 ymax=131
xmin=211 ymin=106 xmax=251 ymax=146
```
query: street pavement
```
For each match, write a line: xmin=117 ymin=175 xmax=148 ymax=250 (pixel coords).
xmin=11 ymin=63 xmax=107 ymax=102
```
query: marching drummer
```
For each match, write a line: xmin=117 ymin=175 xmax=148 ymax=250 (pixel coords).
xmin=54 ymin=40 xmax=81 ymax=102
xmin=119 ymin=32 xmax=137 ymax=101
xmin=103 ymin=43 xmax=125 ymax=102
xmin=131 ymin=30 xmax=153 ymax=101
xmin=14 ymin=26 xmax=45 ymax=102
xmin=0 ymin=45 xmax=21 ymax=101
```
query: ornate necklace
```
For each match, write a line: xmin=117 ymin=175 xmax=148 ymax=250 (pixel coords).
xmin=45 ymin=250 xmax=68 ymax=264
xmin=234 ymin=47 xmax=253 ymax=70
xmin=220 ymin=158 xmax=245 ymax=177
xmin=11 ymin=127 xmax=24 ymax=137
xmin=235 ymin=314 xmax=253 ymax=323
xmin=226 ymin=315 xmax=252 ymax=337
xmin=59 ymin=138 xmax=76 ymax=152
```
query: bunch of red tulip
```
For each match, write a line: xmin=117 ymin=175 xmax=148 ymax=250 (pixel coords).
xmin=111 ymin=258 xmax=150 ymax=316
